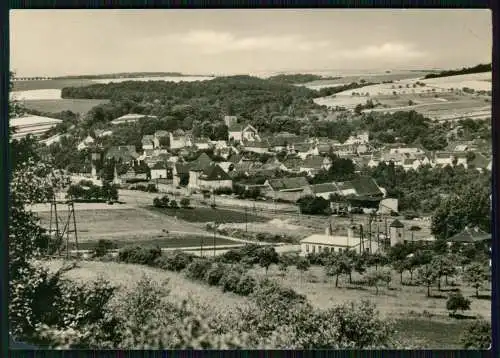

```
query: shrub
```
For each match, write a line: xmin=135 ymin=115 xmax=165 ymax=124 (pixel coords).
xmin=218 ymin=249 xmax=242 ymax=264
xmin=117 ymin=245 xmax=162 ymax=266
xmin=169 ymin=200 xmax=179 ymax=209
xmin=205 ymin=263 xmax=226 ymax=286
xmin=460 ymin=320 xmax=491 ymax=349
xmin=219 ymin=269 xmax=243 ymax=293
xmin=446 ymin=292 xmax=471 ymax=316
xmin=214 ymin=187 xmax=233 ymax=195
xmin=180 ymin=197 xmax=191 ymax=208
xmin=93 ymin=239 xmax=117 ymax=258
xmin=153 ymin=251 xmax=195 ymax=272
xmin=235 ymin=274 xmax=257 ymax=296
xmin=185 ymin=259 xmax=212 ymax=281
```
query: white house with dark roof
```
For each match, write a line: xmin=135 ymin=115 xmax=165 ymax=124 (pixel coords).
xmin=150 ymin=161 xmax=169 ymax=180
xmin=169 ymin=129 xmax=192 ymax=150
xmin=141 ymin=135 xmax=155 ymax=150
xmin=299 ymin=156 xmax=332 ymax=176
xmin=263 ymin=176 xmax=310 ymax=202
xmin=228 ymin=123 xmax=260 ymax=143
xmin=198 ymin=163 xmax=233 ymax=190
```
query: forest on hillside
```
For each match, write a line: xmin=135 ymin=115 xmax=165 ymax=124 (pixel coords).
xmin=423 ymin=63 xmax=491 ymax=79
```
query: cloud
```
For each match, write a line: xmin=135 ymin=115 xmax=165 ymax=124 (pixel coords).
xmin=172 ymin=30 xmax=331 ymax=54
xmin=334 ymin=42 xmax=426 ymax=61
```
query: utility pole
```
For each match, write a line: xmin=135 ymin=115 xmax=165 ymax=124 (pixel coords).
xmin=200 ymin=238 xmax=203 ymax=257
xmin=245 ymin=207 xmax=248 ymax=232
xmin=368 ymin=215 xmax=373 ymax=254
xmin=213 ymin=222 xmax=217 ymax=257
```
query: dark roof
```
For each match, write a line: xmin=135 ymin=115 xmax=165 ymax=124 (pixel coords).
xmin=228 ymin=154 xmax=243 ymax=164
xmin=200 ymin=163 xmax=232 ymax=181
xmin=189 ymin=152 xmax=213 ymax=171
xmin=174 ymin=163 xmax=190 ymax=176
xmin=390 ymin=219 xmax=405 ymax=228
xmin=228 ymin=123 xmax=244 ymax=132
xmin=302 ymin=156 xmax=326 ymax=169
xmin=152 ymin=162 xmax=168 ymax=170
xmin=106 ymin=146 xmax=139 ymax=162
xmin=349 ymin=176 xmax=383 ymax=197
xmin=282 ymin=157 xmax=303 ymax=170
xmin=447 ymin=227 xmax=491 ymax=243
xmin=294 ymin=143 xmax=310 ymax=152
xmin=267 ymin=176 xmax=309 ymax=191
xmin=310 ymin=183 xmax=337 ymax=194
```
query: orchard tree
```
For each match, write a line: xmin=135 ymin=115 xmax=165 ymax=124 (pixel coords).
xmin=296 ymin=257 xmax=311 ymax=282
xmin=325 ymin=254 xmax=351 ymax=288
xmin=430 ymin=255 xmax=457 ymax=291
xmin=258 ymin=247 xmax=280 ymax=274
xmin=463 ymin=263 xmax=489 ymax=298
xmin=416 ymin=264 xmax=438 ymax=297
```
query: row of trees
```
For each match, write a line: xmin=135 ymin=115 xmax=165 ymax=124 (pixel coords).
xmin=66 ymin=180 xmax=119 ymax=202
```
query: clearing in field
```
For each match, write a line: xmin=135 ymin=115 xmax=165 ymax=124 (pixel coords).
xmin=36 ymin=208 xmax=206 ymax=241
xmin=20 ymin=99 xmax=109 ymax=114
xmin=148 ymin=206 xmax=269 ymax=224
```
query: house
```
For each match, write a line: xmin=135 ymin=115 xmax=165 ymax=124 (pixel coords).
xmin=231 ymin=161 xmax=260 ymax=177
xmin=105 ymin=146 xmax=139 ymax=166
xmin=169 ymin=129 xmax=192 ymax=150
xmin=172 ymin=162 xmax=190 ymax=187
xmin=111 ymin=113 xmax=157 ymax=125
xmin=263 ymin=176 xmax=310 ymax=202
xmin=119 ymin=167 xmax=148 ymax=184
xmin=256 ymin=158 xmax=287 ymax=174
xmin=224 ymin=115 xmax=238 ymax=128
xmin=356 ymin=143 xmax=370 ymax=154
xmin=198 ymin=163 xmax=233 ymax=191
xmin=153 ymin=130 xmax=170 ymax=148
xmin=217 ymin=161 xmax=235 ymax=173
xmin=402 ymin=158 xmax=422 ymax=171
xmin=378 ymin=198 xmax=399 ymax=214
xmin=454 ymin=152 xmax=469 ymax=168
xmin=299 ymin=156 xmax=332 ymax=176
xmin=389 ymin=147 xmax=424 ymax=155
xmin=141 ymin=135 xmax=155 ymax=150
xmin=150 ymin=161 xmax=169 ymax=180
xmin=432 ymin=152 xmax=455 ymax=167
xmin=294 ymin=143 xmax=314 ymax=159
xmin=228 ymin=154 xmax=244 ymax=165
xmin=95 ymin=129 xmax=113 ymax=138
xmin=194 ymin=137 xmax=211 ymax=150
xmin=334 ymin=176 xmax=385 ymax=210
xmin=344 ymin=132 xmax=369 ymax=145
xmin=300 ymin=225 xmax=378 ymax=256
xmin=242 ymin=139 xmax=270 ymax=154
xmin=77 ymin=135 xmax=95 ymax=151
xmin=306 ymin=183 xmax=338 ymax=200
xmin=187 ymin=153 xmax=214 ymax=189
xmin=282 ymin=157 xmax=303 ymax=173
xmin=228 ymin=123 xmax=260 ymax=143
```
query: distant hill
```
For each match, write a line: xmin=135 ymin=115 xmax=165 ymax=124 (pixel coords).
xmin=54 ymin=72 xmax=215 ymax=80
xmin=268 ymin=73 xmax=342 ymax=84
xmin=423 ymin=63 xmax=491 ymax=79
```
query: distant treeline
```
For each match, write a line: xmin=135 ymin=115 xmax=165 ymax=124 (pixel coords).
xmin=54 ymin=72 xmax=213 ymax=80
xmin=267 ymin=74 xmax=342 ymax=84
xmin=315 ymin=81 xmax=377 ymax=97
xmin=423 ymin=63 xmax=491 ymax=79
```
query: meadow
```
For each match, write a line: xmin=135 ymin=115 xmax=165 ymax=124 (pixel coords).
xmin=148 ymin=206 xmax=269 ymax=224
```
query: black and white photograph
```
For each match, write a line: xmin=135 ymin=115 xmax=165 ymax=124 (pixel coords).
xmin=8 ymin=9 xmax=493 ymax=349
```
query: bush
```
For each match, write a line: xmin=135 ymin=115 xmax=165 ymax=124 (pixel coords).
xmin=218 ymin=249 xmax=242 ymax=264
xmin=214 ymin=187 xmax=233 ymax=195
xmin=153 ymin=251 xmax=195 ymax=272
xmin=446 ymin=292 xmax=471 ymax=316
xmin=235 ymin=274 xmax=257 ymax=296
xmin=146 ymin=184 xmax=158 ymax=193
xmin=180 ymin=197 xmax=191 ymax=209
xmin=117 ymin=245 xmax=162 ymax=266
xmin=169 ymin=200 xmax=179 ymax=209
xmin=185 ymin=259 xmax=212 ymax=281
xmin=460 ymin=320 xmax=491 ymax=349
xmin=205 ymin=263 xmax=226 ymax=286
xmin=219 ymin=269 xmax=243 ymax=293
xmin=93 ymin=239 xmax=117 ymax=258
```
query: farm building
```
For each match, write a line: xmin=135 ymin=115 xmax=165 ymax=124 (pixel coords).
xmin=242 ymin=139 xmax=271 ymax=154
xmin=187 ymin=153 xmax=213 ymax=189
xmin=305 ymin=183 xmax=338 ymax=200
xmin=299 ymin=156 xmax=332 ymax=176
xmin=150 ymin=161 xmax=169 ymax=180
xmin=111 ymin=113 xmax=157 ymax=125
xmin=198 ymin=163 xmax=233 ymax=191
xmin=172 ymin=162 xmax=190 ymax=187
xmin=300 ymin=225 xmax=379 ymax=255
xmin=263 ymin=176 xmax=310 ymax=202
xmin=105 ymin=146 xmax=139 ymax=166
xmin=10 ymin=115 xmax=62 ymax=140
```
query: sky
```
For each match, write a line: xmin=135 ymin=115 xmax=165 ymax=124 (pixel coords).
xmin=10 ymin=9 xmax=492 ymax=77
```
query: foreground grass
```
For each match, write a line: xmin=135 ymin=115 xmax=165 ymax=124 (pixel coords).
xmin=148 ymin=206 xmax=268 ymax=224
xmin=393 ymin=318 xmax=466 ymax=349
xmin=43 ymin=259 xmax=249 ymax=315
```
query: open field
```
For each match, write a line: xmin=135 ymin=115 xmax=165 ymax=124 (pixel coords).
xmin=43 ymin=259 xmax=249 ymax=315
xmin=20 ymin=98 xmax=109 ymax=114
xmin=300 ymin=70 xmax=432 ymax=90
xmin=36 ymin=208 xmax=206 ymax=240
xmin=148 ymin=206 xmax=269 ymax=224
